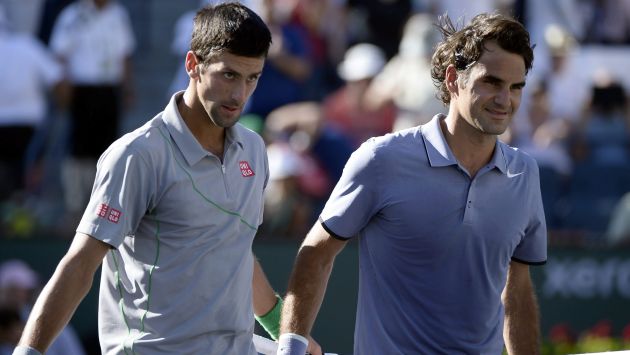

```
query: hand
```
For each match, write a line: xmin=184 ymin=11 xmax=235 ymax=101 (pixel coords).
xmin=306 ymin=335 xmax=322 ymax=355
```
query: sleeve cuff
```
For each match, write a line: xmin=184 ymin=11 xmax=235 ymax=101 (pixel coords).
xmin=511 ymin=256 xmax=547 ymax=265
xmin=319 ymin=217 xmax=351 ymax=241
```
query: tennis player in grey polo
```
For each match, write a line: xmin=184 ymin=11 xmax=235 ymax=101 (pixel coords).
xmin=321 ymin=114 xmax=546 ymax=353
xmin=12 ymin=4 xmax=306 ymax=355
xmin=74 ymin=91 xmax=267 ymax=354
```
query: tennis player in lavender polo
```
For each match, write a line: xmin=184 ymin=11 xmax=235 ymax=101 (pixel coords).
xmin=13 ymin=3 xmax=321 ymax=355
xmin=278 ymin=13 xmax=547 ymax=355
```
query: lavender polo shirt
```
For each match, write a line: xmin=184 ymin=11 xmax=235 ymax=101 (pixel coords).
xmin=320 ymin=114 xmax=547 ymax=354
xmin=77 ymin=92 xmax=268 ymax=355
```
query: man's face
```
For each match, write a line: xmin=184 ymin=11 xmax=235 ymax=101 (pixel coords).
xmin=194 ymin=52 xmax=265 ymax=129
xmin=454 ymin=40 xmax=526 ymax=136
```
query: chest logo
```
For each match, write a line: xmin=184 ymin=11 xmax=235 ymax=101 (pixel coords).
xmin=507 ymin=170 xmax=524 ymax=178
xmin=239 ymin=161 xmax=255 ymax=177
xmin=97 ymin=203 xmax=122 ymax=224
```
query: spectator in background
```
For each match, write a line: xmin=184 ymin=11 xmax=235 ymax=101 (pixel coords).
xmin=262 ymin=141 xmax=313 ymax=239
xmin=526 ymin=24 xmax=588 ymax=126
xmin=580 ymin=0 xmax=630 ymax=44
xmin=322 ymin=43 xmax=396 ymax=147
xmin=345 ymin=0 xmax=411 ymax=59
xmin=0 ymin=307 xmax=23 ymax=355
xmin=364 ymin=13 xmax=444 ymax=131
xmin=0 ymin=5 xmax=68 ymax=201
xmin=288 ymin=0 xmax=349 ymax=100
xmin=263 ymin=102 xmax=354 ymax=226
xmin=574 ymin=71 xmax=630 ymax=165
xmin=49 ymin=0 xmax=135 ymax=219
xmin=0 ymin=260 xmax=85 ymax=355
xmin=245 ymin=0 xmax=313 ymax=119
xmin=509 ymin=80 xmax=573 ymax=176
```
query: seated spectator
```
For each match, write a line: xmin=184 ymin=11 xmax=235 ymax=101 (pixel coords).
xmin=574 ymin=70 xmax=630 ymax=166
xmin=0 ymin=260 xmax=85 ymax=355
xmin=264 ymin=102 xmax=354 ymax=216
xmin=365 ymin=13 xmax=444 ymax=131
xmin=323 ymin=43 xmax=396 ymax=147
xmin=527 ymin=24 xmax=588 ymax=126
xmin=261 ymin=142 xmax=313 ymax=239
xmin=245 ymin=0 xmax=313 ymax=119
xmin=509 ymin=80 xmax=573 ymax=176
xmin=579 ymin=0 xmax=630 ymax=44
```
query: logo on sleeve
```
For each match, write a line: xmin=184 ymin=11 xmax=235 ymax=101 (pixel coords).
xmin=239 ymin=161 xmax=255 ymax=177
xmin=96 ymin=203 xmax=122 ymax=224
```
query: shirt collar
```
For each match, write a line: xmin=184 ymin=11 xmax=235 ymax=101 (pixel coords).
xmin=421 ymin=114 xmax=458 ymax=167
xmin=161 ymin=91 xmax=245 ymax=166
xmin=421 ymin=114 xmax=508 ymax=174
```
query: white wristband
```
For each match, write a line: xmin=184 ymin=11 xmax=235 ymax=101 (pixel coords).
xmin=277 ymin=333 xmax=309 ymax=355
xmin=12 ymin=345 xmax=43 ymax=355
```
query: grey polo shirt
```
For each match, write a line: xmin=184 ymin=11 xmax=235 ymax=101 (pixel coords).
xmin=77 ymin=92 xmax=268 ymax=355
xmin=320 ymin=114 xmax=547 ymax=354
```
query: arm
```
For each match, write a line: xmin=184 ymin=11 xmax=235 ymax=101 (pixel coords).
xmin=278 ymin=222 xmax=347 ymax=353
xmin=502 ymin=261 xmax=541 ymax=355
xmin=122 ymin=55 xmax=135 ymax=109
xmin=17 ymin=233 xmax=110 ymax=353
xmin=253 ymin=256 xmax=280 ymax=317
xmin=253 ymin=255 xmax=322 ymax=355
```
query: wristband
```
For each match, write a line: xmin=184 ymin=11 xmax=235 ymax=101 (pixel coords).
xmin=12 ymin=345 xmax=42 ymax=355
xmin=255 ymin=294 xmax=283 ymax=340
xmin=277 ymin=333 xmax=308 ymax=355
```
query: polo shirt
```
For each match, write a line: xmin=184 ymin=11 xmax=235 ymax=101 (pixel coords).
xmin=49 ymin=1 xmax=135 ymax=85
xmin=320 ymin=114 xmax=547 ymax=354
xmin=77 ymin=92 xmax=269 ymax=355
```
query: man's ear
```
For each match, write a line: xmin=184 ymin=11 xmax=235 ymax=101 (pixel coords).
xmin=185 ymin=51 xmax=200 ymax=79
xmin=445 ymin=64 xmax=459 ymax=96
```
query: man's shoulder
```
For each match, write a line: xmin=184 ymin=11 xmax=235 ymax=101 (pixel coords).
xmin=368 ymin=126 xmax=425 ymax=155
xmin=105 ymin=114 xmax=167 ymax=158
xmin=233 ymin=122 xmax=265 ymax=150
xmin=499 ymin=141 xmax=540 ymax=176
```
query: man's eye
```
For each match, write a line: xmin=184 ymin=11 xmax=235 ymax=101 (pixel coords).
xmin=224 ymin=72 xmax=235 ymax=79
xmin=247 ymin=75 xmax=260 ymax=83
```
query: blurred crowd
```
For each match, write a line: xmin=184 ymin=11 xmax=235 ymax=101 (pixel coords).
xmin=0 ymin=0 xmax=630 ymax=248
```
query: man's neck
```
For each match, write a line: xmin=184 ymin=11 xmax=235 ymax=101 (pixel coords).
xmin=441 ymin=114 xmax=496 ymax=178
xmin=178 ymin=91 xmax=226 ymax=159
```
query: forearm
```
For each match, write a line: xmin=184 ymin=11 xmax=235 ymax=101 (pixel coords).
xmin=18 ymin=234 xmax=107 ymax=353
xmin=252 ymin=256 xmax=278 ymax=316
xmin=503 ymin=265 xmax=541 ymax=355
xmin=281 ymin=245 xmax=335 ymax=336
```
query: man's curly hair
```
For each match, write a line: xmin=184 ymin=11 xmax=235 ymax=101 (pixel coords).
xmin=430 ymin=13 xmax=534 ymax=105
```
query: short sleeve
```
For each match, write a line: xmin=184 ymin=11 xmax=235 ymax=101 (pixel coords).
xmin=77 ymin=143 xmax=155 ymax=248
xmin=319 ymin=139 xmax=382 ymax=239
xmin=512 ymin=160 xmax=547 ymax=265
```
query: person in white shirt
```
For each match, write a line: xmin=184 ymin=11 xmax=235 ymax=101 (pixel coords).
xmin=0 ymin=5 xmax=67 ymax=200
xmin=49 ymin=0 xmax=135 ymax=217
